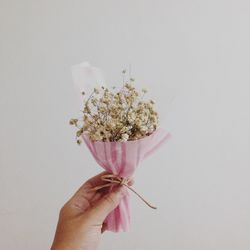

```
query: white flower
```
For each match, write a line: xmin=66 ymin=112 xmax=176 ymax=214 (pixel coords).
xmin=119 ymin=133 xmax=129 ymax=142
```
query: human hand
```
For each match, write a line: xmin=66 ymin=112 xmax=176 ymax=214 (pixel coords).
xmin=50 ymin=172 xmax=130 ymax=250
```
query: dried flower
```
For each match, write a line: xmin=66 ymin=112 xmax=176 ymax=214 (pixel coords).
xmin=69 ymin=118 xmax=78 ymax=126
xmin=94 ymin=88 xmax=100 ymax=94
xmin=70 ymin=78 xmax=159 ymax=143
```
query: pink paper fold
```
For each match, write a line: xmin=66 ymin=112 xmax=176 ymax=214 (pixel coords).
xmin=82 ymin=128 xmax=170 ymax=232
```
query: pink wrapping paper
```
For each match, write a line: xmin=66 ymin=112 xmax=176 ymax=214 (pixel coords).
xmin=82 ymin=128 xmax=170 ymax=232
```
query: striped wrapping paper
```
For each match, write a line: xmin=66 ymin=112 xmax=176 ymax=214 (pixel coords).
xmin=82 ymin=128 xmax=170 ymax=232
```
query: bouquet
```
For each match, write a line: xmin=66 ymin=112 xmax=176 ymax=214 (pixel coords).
xmin=70 ymin=62 xmax=170 ymax=232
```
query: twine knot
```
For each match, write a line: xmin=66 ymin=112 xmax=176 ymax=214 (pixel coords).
xmin=93 ymin=174 xmax=157 ymax=209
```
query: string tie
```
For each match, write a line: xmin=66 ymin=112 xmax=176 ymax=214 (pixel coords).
xmin=92 ymin=174 xmax=157 ymax=209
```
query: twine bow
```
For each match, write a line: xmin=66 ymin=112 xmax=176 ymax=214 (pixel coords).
xmin=93 ymin=174 xmax=157 ymax=209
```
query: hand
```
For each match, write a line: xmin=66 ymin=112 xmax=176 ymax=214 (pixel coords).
xmin=50 ymin=171 xmax=128 ymax=250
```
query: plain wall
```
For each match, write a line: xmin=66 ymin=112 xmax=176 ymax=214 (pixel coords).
xmin=0 ymin=0 xmax=250 ymax=249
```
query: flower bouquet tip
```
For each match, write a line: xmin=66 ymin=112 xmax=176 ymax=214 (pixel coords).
xmin=70 ymin=62 xmax=170 ymax=232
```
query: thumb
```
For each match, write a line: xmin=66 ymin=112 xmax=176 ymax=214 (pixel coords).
xmin=89 ymin=186 xmax=125 ymax=222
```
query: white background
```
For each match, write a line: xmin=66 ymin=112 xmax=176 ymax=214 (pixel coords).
xmin=1 ymin=0 xmax=250 ymax=249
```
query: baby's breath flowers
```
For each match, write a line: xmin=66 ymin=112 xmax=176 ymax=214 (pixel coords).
xmin=70 ymin=80 xmax=159 ymax=144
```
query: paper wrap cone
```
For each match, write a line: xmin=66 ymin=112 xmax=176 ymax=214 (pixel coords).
xmin=82 ymin=128 xmax=170 ymax=232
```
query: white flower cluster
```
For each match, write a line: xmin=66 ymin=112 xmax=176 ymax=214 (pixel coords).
xmin=70 ymin=81 xmax=159 ymax=143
